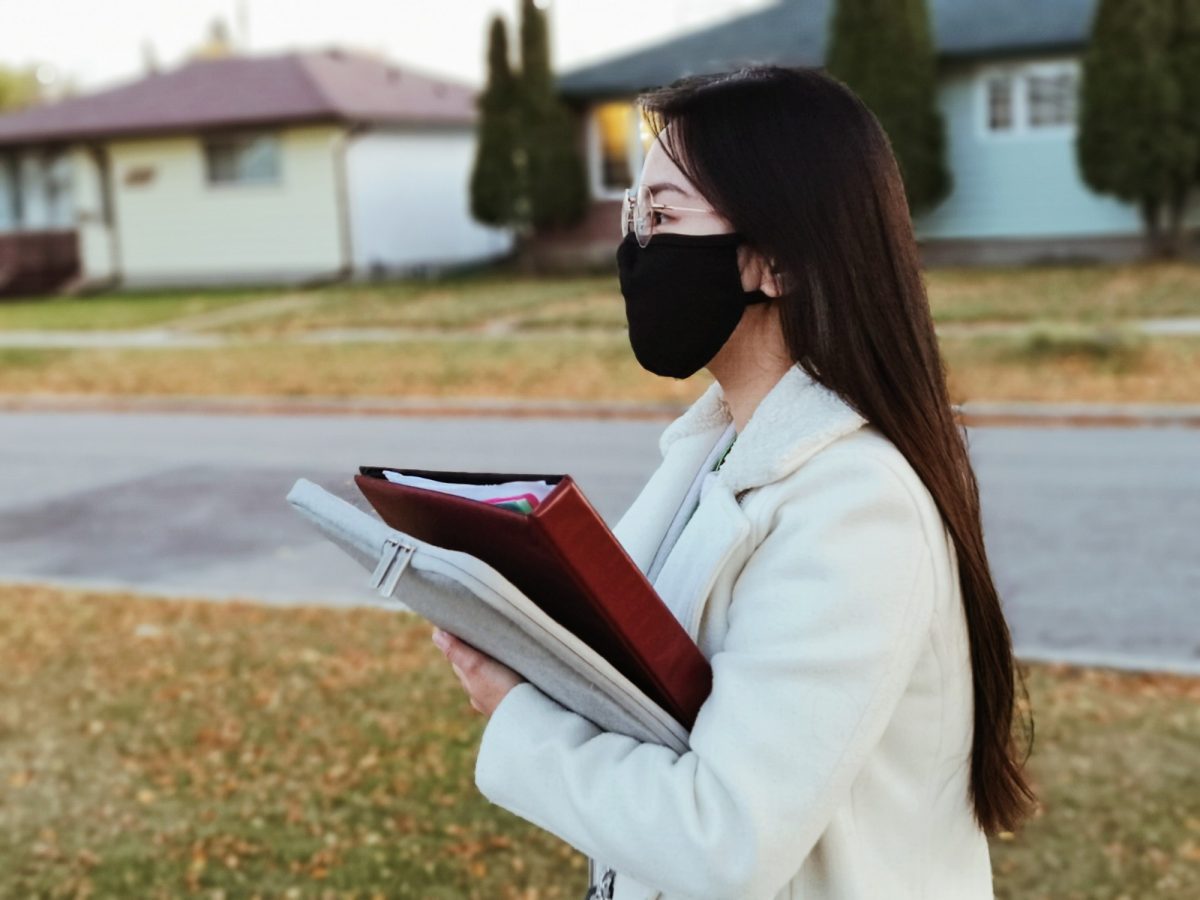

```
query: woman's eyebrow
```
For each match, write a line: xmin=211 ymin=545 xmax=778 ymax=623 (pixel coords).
xmin=643 ymin=181 xmax=693 ymax=199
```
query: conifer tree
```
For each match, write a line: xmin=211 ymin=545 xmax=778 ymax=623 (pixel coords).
xmin=0 ymin=65 xmax=41 ymax=113
xmin=516 ymin=0 xmax=588 ymax=234
xmin=1080 ymin=0 xmax=1200 ymax=258
xmin=825 ymin=0 xmax=952 ymax=215
xmin=469 ymin=16 xmax=521 ymax=228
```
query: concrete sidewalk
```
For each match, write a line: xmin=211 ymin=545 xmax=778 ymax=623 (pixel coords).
xmin=2 ymin=316 xmax=1199 ymax=349
xmin=0 ymin=325 xmax=627 ymax=347
xmin=934 ymin=316 xmax=1200 ymax=337
xmin=1 ymin=391 xmax=1198 ymax=427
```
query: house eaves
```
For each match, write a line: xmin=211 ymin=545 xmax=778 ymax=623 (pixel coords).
xmin=0 ymin=48 xmax=477 ymax=149
xmin=555 ymin=0 xmax=1097 ymax=99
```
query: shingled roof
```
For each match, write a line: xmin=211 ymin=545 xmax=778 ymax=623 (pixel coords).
xmin=555 ymin=0 xmax=1097 ymax=98
xmin=0 ymin=48 xmax=478 ymax=147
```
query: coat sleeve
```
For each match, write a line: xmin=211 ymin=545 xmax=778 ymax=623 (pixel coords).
xmin=473 ymin=449 xmax=938 ymax=900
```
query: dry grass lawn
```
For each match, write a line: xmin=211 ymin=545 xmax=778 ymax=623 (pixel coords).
xmin=2 ymin=262 xmax=1199 ymax=405
xmin=0 ymin=332 xmax=1197 ymax=405
xmin=0 ymin=583 xmax=1196 ymax=898
xmin=1 ymin=260 xmax=1199 ymax=335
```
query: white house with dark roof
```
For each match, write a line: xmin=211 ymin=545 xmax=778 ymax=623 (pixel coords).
xmin=547 ymin=0 xmax=1200 ymax=268
xmin=0 ymin=48 xmax=514 ymax=294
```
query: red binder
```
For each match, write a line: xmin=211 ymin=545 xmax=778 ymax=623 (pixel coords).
xmin=355 ymin=466 xmax=713 ymax=731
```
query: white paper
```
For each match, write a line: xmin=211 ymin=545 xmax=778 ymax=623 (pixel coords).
xmin=380 ymin=471 xmax=557 ymax=505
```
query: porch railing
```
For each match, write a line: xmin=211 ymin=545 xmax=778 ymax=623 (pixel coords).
xmin=0 ymin=230 xmax=81 ymax=298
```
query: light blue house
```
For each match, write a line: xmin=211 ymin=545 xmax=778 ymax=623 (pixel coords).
xmin=547 ymin=0 xmax=1200 ymax=267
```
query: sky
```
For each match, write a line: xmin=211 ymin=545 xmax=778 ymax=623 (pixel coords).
xmin=0 ymin=0 xmax=775 ymax=93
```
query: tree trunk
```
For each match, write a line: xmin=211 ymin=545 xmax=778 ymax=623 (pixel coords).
xmin=1140 ymin=196 xmax=1166 ymax=260
xmin=512 ymin=228 xmax=538 ymax=275
xmin=1163 ymin=187 xmax=1190 ymax=259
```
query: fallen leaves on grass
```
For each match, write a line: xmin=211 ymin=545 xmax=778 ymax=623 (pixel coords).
xmin=0 ymin=583 xmax=584 ymax=898
xmin=1 ymin=584 xmax=1196 ymax=898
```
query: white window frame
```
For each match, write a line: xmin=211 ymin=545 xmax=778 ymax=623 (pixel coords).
xmin=586 ymin=100 xmax=650 ymax=201
xmin=202 ymin=131 xmax=283 ymax=187
xmin=983 ymin=72 xmax=1017 ymax=132
xmin=976 ymin=58 xmax=1080 ymax=142
xmin=42 ymin=150 xmax=74 ymax=229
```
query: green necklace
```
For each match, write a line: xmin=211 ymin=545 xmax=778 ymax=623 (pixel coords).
xmin=714 ymin=434 xmax=737 ymax=471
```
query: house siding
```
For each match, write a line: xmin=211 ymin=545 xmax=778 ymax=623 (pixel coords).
xmin=343 ymin=128 xmax=513 ymax=275
xmin=913 ymin=56 xmax=1200 ymax=241
xmin=108 ymin=124 xmax=344 ymax=285
xmin=70 ymin=146 xmax=118 ymax=281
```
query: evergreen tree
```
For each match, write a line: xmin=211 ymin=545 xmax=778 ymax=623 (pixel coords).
xmin=1079 ymin=0 xmax=1200 ymax=259
xmin=469 ymin=16 xmax=521 ymax=228
xmin=825 ymin=0 xmax=952 ymax=215
xmin=1169 ymin=0 xmax=1200 ymax=254
xmin=1181 ymin=0 xmax=1200 ymax=182
xmin=192 ymin=17 xmax=237 ymax=60
xmin=516 ymin=0 xmax=588 ymax=235
xmin=0 ymin=65 xmax=42 ymax=113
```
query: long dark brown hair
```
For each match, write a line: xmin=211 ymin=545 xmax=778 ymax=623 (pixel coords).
xmin=636 ymin=64 xmax=1037 ymax=835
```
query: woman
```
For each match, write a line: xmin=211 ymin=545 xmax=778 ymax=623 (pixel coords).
xmin=431 ymin=65 xmax=1037 ymax=899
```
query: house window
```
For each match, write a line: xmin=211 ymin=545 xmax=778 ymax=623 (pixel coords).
xmin=1027 ymin=71 xmax=1076 ymax=127
xmin=589 ymin=101 xmax=657 ymax=199
xmin=0 ymin=154 xmax=17 ymax=231
xmin=42 ymin=151 xmax=73 ymax=227
xmin=986 ymin=76 xmax=1015 ymax=131
xmin=593 ymin=101 xmax=634 ymax=191
xmin=981 ymin=62 xmax=1078 ymax=136
xmin=203 ymin=133 xmax=281 ymax=185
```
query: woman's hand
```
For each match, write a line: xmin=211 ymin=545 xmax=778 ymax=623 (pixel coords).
xmin=431 ymin=627 xmax=526 ymax=717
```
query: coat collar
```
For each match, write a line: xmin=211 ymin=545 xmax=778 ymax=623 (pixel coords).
xmin=657 ymin=363 xmax=868 ymax=496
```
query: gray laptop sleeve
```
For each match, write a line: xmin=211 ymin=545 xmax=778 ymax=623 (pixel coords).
xmin=286 ymin=477 xmax=690 ymax=753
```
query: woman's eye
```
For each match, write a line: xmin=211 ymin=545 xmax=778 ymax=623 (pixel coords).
xmin=652 ymin=212 xmax=668 ymax=225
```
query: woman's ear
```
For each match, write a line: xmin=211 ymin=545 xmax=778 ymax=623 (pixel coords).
xmin=740 ymin=246 xmax=784 ymax=298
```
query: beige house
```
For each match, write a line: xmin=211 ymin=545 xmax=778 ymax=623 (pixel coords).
xmin=0 ymin=48 xmax=514 ymax=295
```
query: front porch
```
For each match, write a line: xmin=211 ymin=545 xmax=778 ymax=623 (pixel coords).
xmin=0 ymin=230 xmax=81 ymax=298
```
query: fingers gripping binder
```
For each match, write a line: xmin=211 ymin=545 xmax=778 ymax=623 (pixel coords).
xmin=286 ymin=476 xmax=699 ymax=753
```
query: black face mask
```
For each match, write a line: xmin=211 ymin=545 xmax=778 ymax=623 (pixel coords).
xmin=615 ymin=230 xmax=772 ymax=379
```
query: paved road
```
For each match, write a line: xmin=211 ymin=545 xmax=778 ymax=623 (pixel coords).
xmin=1 ymin=411 xmax=1196 ymax=674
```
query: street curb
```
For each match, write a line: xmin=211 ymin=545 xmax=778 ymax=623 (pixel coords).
xmin=0 ymin=392 xmax=688 ymax=420
xmin=0 ymin=393 xmax=1198 ymax=426
xmin=955 ymin=401 xmax=1200 ymax=428
xmin=1015 ymin=645 xmax=1200 ymax=679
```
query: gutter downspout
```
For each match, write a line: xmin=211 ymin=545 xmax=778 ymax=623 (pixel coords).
xmin=93 ymin=144 xmax=122 ymax=286
xmin=60 ymin=144 xmax=122 ymax=294
xmin=331 ymin=123 xmax=362 ymax=281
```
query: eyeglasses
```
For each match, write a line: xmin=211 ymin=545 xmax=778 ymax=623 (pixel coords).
xmin=620 ymin=184 xmax=717 ymax=248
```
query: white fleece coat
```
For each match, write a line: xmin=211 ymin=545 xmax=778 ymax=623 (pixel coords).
xmin=474 ymin=363 xmax=995 ymax=899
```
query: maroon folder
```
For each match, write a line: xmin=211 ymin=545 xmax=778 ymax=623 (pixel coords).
xmin=355 ymin=466 xmax=713 ymax=731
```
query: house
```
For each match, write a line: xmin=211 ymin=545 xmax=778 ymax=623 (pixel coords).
xmin=546 ymin=0 xmax=1200 ymax=268
xmin=0 ymin=48 xmax=514 ymax=295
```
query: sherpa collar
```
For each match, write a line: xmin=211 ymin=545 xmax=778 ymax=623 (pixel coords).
xmin=657 ymin=363 xmax=868 ymax=495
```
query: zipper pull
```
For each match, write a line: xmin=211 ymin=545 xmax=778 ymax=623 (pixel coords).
xmin=370 ymin=536 xmax=415 ymax=597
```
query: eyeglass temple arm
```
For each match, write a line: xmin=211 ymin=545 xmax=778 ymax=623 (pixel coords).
xmin=625 ymin=197 xmax=712 ymax=214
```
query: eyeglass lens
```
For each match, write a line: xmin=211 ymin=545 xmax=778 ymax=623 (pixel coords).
xmin=621 ymin=185 xmax=654 ymax=247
